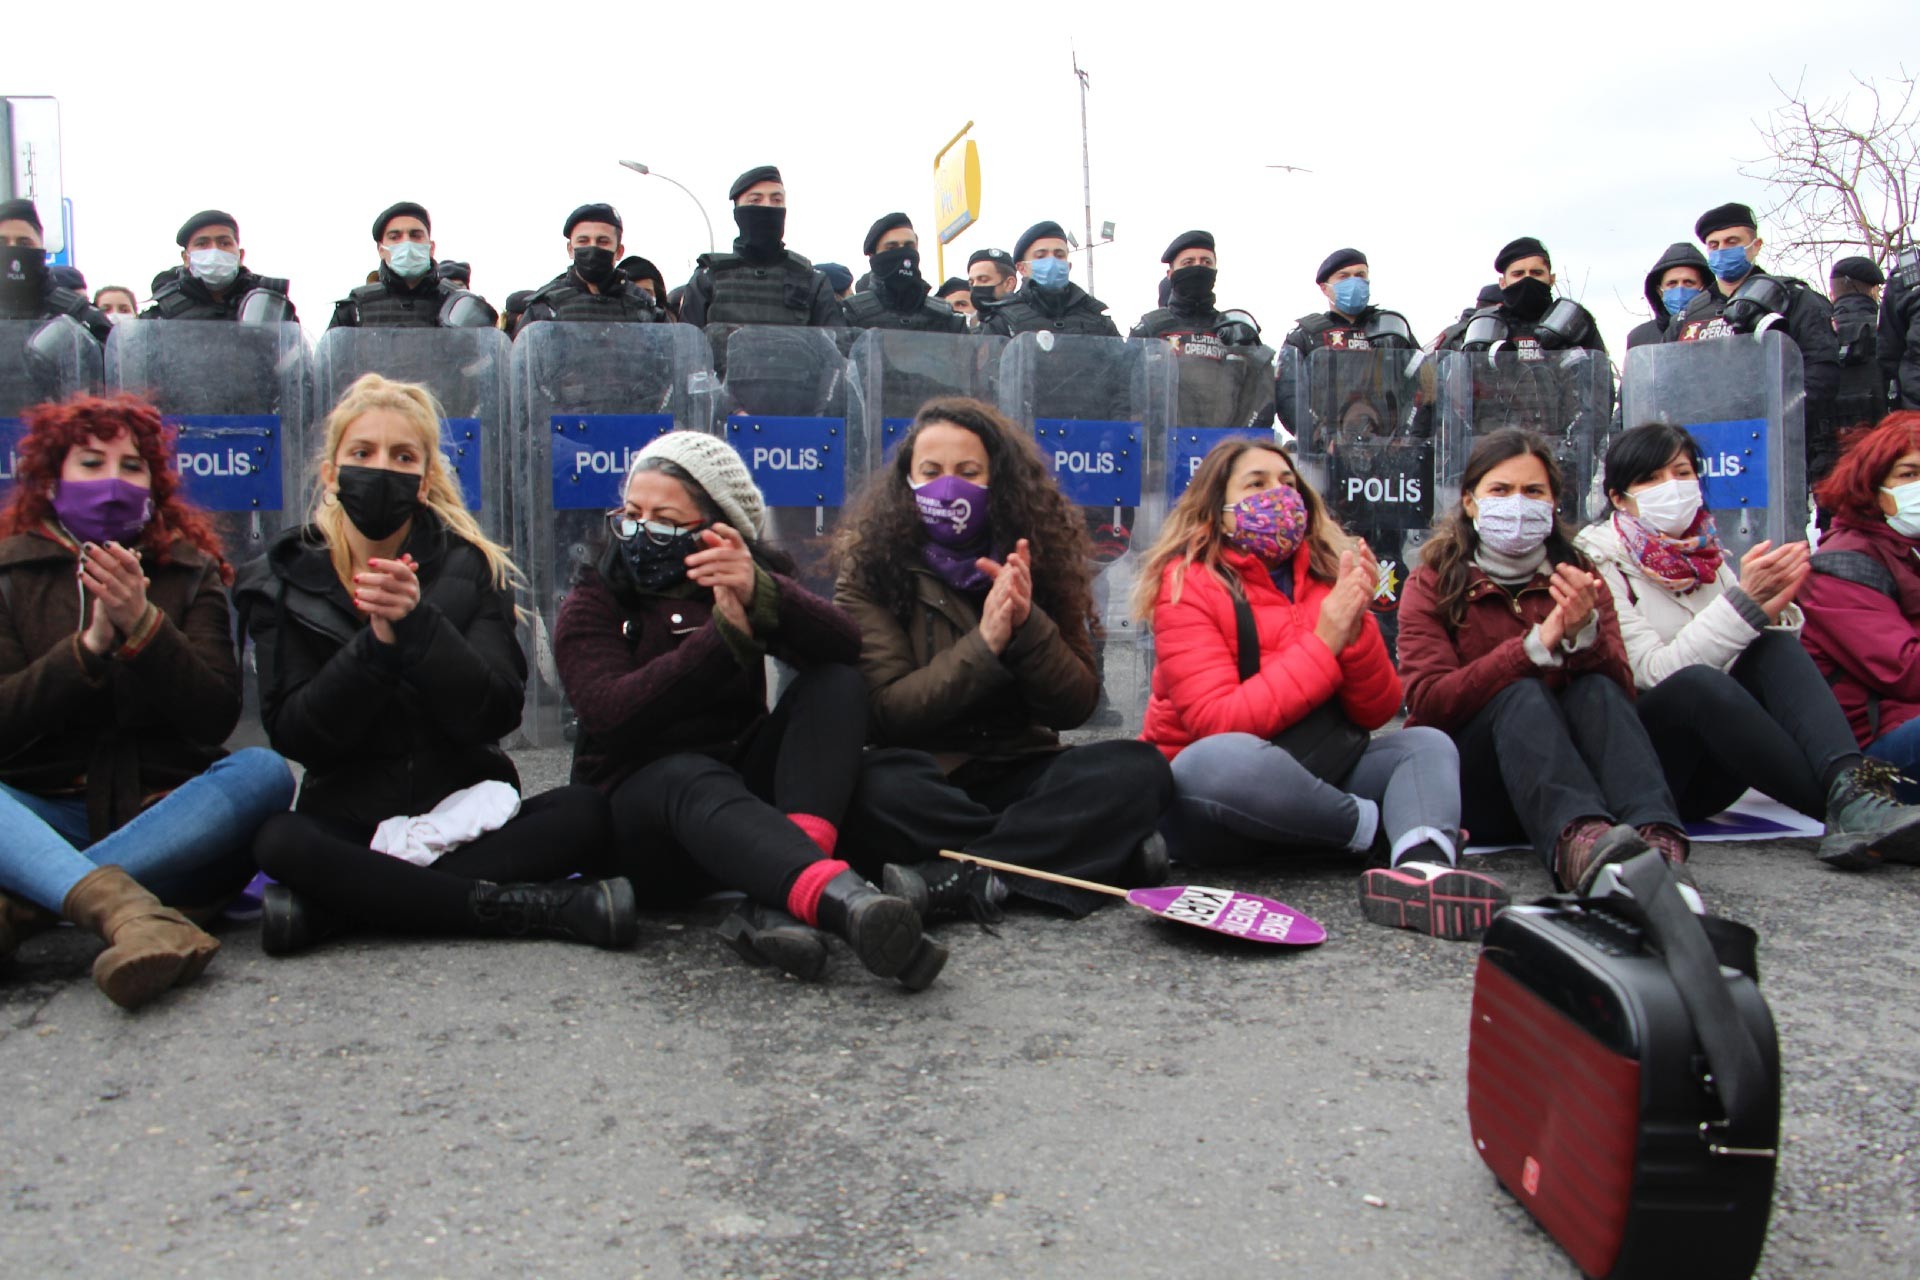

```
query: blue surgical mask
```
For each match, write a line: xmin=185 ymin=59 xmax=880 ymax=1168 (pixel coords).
xmin=1331 ymin=276 xmax=1370 ymax=315
xmin=1708 ymin=245 xmax=1753 ymax=282
xmin=1661 ymin=285 xmax=1702 ymax=316
xmin=1883 ymin=482 xmax=1920 ymax=539
xmin=1028 ymin=256 xmax=1070 ymax=290
xmin=386 ymin=241 xmax=433 ymax=280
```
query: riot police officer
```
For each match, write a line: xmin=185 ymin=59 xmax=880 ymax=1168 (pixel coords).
xmin=1276 ymin=247 xmax=1417 ymax=430
xmin=514 ymin=203 xmax=664 ymax=331
xmin=677 ymin=166 xmax=845 ymax=328
xmin=1882 ymin=244 xmax=1920 ymax=410
xmin=1438 ymin=237 xmax=1606 ymax=356
xmin=840 ymin=213 xmax=966 ymax=334
xmin=966 ymin=247 xmax=1018 ymax=328
xmin=1625 ymin=242 xmax=1715 ymax=350
xmin=1828 ymin=256 xmax=1885 ymax=428
xmin=977 ymin=221 xmax=1118 ymax=337
xmin=0 ymin=199 xmax=111 ymax=342
xmin=330 ymin=201 xmax=498 ymax=330
xmin=141 ymin=209 xmax=296 ymax=323
xmin=1130 ymin=230 xmax=1263 ymax=355
xmin=936 ymin=277 xmax=972 ymax=319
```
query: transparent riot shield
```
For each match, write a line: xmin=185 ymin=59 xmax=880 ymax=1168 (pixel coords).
xmin=850 ymin=329 xmax=1003 ymax=470
xmin=998 ymin=333 xmax=1171 ymax=735
xmin=1618 ymin=330 xmax=1808 ymax=559
xmin=313 ymin=327 xmax=512 ymax=543
xmin=105 ymin=318 xmax=310 ymax=564
xmin=1154 ymin=344 xmax=1282 ymax=506
xmin=0 ymin=316 xmax=102 ymax=499
xmin=1437 ymin=347 xmax=1615 ymax=527
xmin=708 ymin=324 xmax=865 ymax=600
xmin=513 ymin=321 xmax=718 ymax=746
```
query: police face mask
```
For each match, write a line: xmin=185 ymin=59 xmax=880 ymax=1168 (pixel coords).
xmin=870 ymin=246 xmax=921 ymax=285
xmin=573 ymin=245 xmax=617 ymax=287
xmin=734 ymin=205 xmax=786 ymax=255
xmin=1472 ymin=494 xmax=1557 ymax=557
xmin=1708 ymin=244 xmax=1754 ymax=282
xmin=1501 ymin=277 xmax=1553 ymax=323
xmin=1028 ymin=256 xmax=1070 ymax=290
xmin=1168 ymin=265 xmax=1216 ymax=310
xmin=1882 ymin=481 xmax=1920 ymax=539
xmin=969 ymin=283 xmax=1001 ymax=313
xmin=1661 ymin=284 xmax=1702 ymax=316
xmin=1631 ymin=477 xmax=1703 ymax=536
xmin=2 ymin=244 xmax=48 ymax=314
xmin=385 ymin=241 xmax=433 ymax=281
xmin=1331 ymin=276 xmax=1370 ymax=315
xmin=334 ymin=464 xmax=421 ymax=540
xmin=188 ymin=248 xmax=241 ymax=290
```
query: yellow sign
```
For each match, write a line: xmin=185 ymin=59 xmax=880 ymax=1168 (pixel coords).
xmin=935 ymin=138 xmax=981 ymax=244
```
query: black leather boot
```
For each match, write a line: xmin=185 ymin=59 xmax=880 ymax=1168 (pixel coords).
xmin=717 ymin=902 xmax=830 ymax=980
xmin=261 ymin=884 xmax=346 ymax=956
xmin=883 ymin=859 xmax=1008 ymax=924
xmin=814 ymin=871 xmax=948 ymax=990
xmin=467 ymin=878 xmax=640 ymax=949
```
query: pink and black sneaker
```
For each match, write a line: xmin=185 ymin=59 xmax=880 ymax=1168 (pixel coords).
xmin=1358 ymin=862 xmax=1510 ymax=942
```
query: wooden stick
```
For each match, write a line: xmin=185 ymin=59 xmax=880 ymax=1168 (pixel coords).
xmin=938 ymin=849 xmax=1128 ymax=898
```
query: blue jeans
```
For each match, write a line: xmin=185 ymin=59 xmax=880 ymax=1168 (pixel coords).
xmin=1866 ymin=717 xmax=1920 ymax=804
xmin=0 ymin=748 xmax=295 ymax=913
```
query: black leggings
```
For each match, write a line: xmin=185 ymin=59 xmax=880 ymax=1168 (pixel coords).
xmin=1455 ymin=674 xmax=1682 ymax=871
xmin=253 ymin=786 xmax=614 ymax=934
xmin=1634 ymin=630 xmax=1859 ymax=821
xmin=605 ymin=663 xmax=868 ymax=908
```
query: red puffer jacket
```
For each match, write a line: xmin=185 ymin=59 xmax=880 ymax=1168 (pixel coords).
xmin=1141 ymin=546 xmax=1402 ymax=762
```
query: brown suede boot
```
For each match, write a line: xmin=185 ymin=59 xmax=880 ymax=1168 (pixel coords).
xmin=60 ymin=867 xmax=221 ymax=1010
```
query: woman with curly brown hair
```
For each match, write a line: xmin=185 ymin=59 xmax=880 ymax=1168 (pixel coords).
xmin=833 ymin=397 xmax=1173 ymax=919
xmin=0 ymin=393 xmax=294 ymax=1008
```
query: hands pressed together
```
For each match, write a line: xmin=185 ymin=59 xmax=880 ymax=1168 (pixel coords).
xmin=686 ymin=524 xmax=758 ymax=633
xmin=1313 ymin=542 xmax=1379 ymax=654
xmin=353 ymin=553 xmax=421 ymax=646
xmin=1736 ymin=539 xmax=1810 ymax=621
xmin=77 ymin=541 xmax=153 ymax=656
xmin=978 ymin=538 xmax=1034 ymax=656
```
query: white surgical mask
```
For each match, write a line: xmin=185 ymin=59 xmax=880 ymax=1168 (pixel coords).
xmin=1473 ymin=494 xmax=1557 ymax=557
xmin=385 ymin=241 xmax=432 ymax=280
xmin=1629 ymin=477 xmax=1703 ymax=536
xmin=187 ymin=247 xmax=241 ymax=289
xmin=1882 ymin=482 xmax=1920 ymax=538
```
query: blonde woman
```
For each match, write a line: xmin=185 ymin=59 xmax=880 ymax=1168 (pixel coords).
xmin=237 ymin=374 xmax=628 ymax=953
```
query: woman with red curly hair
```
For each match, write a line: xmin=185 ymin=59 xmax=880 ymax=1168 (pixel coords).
xmin=0 ymin=393 xmax=294 ymax=1009
xmin=1799 ymin=411 xmax=1920 ymax=827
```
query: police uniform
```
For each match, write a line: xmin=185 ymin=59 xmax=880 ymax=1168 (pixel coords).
xmin=678 ymin=165 xmax=845 ymax=329
xmin=1882 ymin=249 xmax=1920 ymax=411
xmin=517 ymin=271 xmax=664 ymax=328
xmin=978 ymin=284 xmax=1117 ymax=338
xmin=1830 ymin=260 xmax=1885 ymax=429
xmin=144 ymin=266 xmax=297 ymax=322
xmin=0 ymin=244 xmax=110 ymax=342
xmin=329 ymin=262 xmax=481 ymax=330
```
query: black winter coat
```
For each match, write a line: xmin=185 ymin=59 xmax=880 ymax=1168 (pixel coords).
xmin=978 ymin=283 xmax=1118 ymax=337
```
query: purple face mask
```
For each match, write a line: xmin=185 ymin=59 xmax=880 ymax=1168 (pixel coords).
xmin=52 ymin=477 xmax=153 ymax=547
xmin=912 ymin=474 xmax=989 ymax=548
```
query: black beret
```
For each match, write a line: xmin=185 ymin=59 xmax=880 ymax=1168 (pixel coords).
xmin=1494 ymin=236 xmax=1550 ymax=273
xmin=618 ymin=256 xmax=666 ymax=291
xmin=863 ymin=212 xmax=914 ymax=257
xmin=1314 ymin=247 xmax=1367 ymax=283
xmin=1831 ymin=255 xmax=1884 ymax=287
xmin=1695 ymin=203 xmax=1758 ymax=241
xmin=1014 ymin=221 xmax=1069 ymax=262
xmin=50 ymin=265 xmax=87 ymax=291
xmin=728 ymin=165 xmax=782 ymax=201
xmin=0 ymin=198 xmax=42 ymax=231
xmin=175 ymin=209 xmax=238 ymax=247
xmin=1475 ymin=283 xmax=1506 ymax=307
xmin=816 ymin=262 xmax=853 ymax=294
xmin=936 ymin=276 xmax=969 ymax=298
xmin=564 ymin=203 xmax=622 ymax=237
xmin=1161 ymin=229 xmax=1214 ymax=265
xmin=968 ymin=247 xmax=1015 ymax=272
xmin=435 ymin=260 xmax=472 ymax=286
xmin=373 ymin=201 xmax=431 ymax=241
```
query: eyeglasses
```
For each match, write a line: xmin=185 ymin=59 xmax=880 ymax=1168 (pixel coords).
xmin=606 ymin=512 xmax=704 ymax=545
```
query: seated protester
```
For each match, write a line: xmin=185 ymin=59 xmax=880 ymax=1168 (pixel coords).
xmin=1798 ymin=410 xmax=1920 ymax=820
xmin=1134 ymin=437 xmax=1502 ymax=941
xmin=1397 ymin=428 xmax=1693 ymax=898
xmin=554 ymin=432 xmax=946 ymax=990
xmin=1577 ymin=423 xmax=1920 ymax=868
xmin=0 ymin=394 xmax=294 ymax=1009
xmin=240 ymin=374 xmax=627 ymax=953
xmin=833 ymin=398 xmax=1175 ymax=919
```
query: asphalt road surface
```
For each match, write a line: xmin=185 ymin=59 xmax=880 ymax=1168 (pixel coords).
xmin=3 ymin=747 xmax=1916 ymax=1278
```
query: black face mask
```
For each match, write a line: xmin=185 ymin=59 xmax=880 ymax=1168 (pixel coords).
xmin=1 ymin=244 xmax=48 ymax=317
xmin=1502 ymin=276 xmax=1554 ymax=323
xmin=969 ymin=283 xmax=1002 ymax=313
xmin=871 ymin=247 xmax=924 ymax=302
xmin=733 ymin=205 xmax=786 ymax=256
xmin=618 ymin=527 xmax=703 ymax=594
xmin=334 ymin=465 xmax=421 ymax=541
xmin=1168 ymin=265 xmax=1216 ymax=310
xmin=573 ymin=245 xmax=617 ymax=287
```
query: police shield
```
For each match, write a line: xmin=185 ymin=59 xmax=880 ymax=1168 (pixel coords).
xmin=1155 ymin=344 xmax=1281 ymax=507
xmin=513 ymin=321 xmax=718 ymax=746
xmin=708 ymin=324 xmax=864 ymax=599
xmin=105 ymin=318 xmax=309 ymax=561
xmin=997 ymin=333 xmax=1170 ymax=733
xmin=313 ymin=327 xmax=512 ymax=543
xmin=1437 ymin=347 xmax=1614 ymax=526
xmin=850 ymin=329 xmax=1003 ymax=469
xmin=0 ymin=316 xmax=101 ymax=497
xmin=1619 ymin=329 xmax=1807 ymax=558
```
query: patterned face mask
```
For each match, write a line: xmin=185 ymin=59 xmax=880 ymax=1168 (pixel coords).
xmin=1223 ymin=484 xmax=1308 ymax=564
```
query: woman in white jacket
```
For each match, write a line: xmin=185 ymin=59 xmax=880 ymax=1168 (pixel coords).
xmin=1577 ymin=423 xmax=1920 ymax=867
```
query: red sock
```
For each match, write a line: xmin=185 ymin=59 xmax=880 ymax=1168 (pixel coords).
xmin=788 ymin=813 xmax=837 ymax=856
xmin=786 ymin=858 xmax=849 ymax=927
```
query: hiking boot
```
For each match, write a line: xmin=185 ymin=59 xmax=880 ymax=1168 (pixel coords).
xmin=717 ymin=903 xmax=830 ymax=981
xmin=883 ymin=859 xmax=1008 ymax=925
xmin=261 ymin=884 xmax=347 ymax=956
xmin=1819 ymin=759 xmax=1920 ymax=869
xmin=815 ymin=871 xmax=947 ymax=991
xmin=467 ymin=878 xmax=640 ymax=949
xmin=1358 ymin=862 xmax=1510 ymax=941
xmin=1551 ymin=820 xmax=1649 ymax=896
xmin=61 ymin=866 xmax=220 ymax=1010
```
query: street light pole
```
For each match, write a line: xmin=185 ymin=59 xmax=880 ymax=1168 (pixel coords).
xmin=618 ymin=160 xmax=715 ymax=254
xmin=1073 ymin=50 xmax=1095 ymax=296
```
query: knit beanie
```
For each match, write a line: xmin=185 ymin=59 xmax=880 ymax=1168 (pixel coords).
xmin=632 ymin=431 xmax=767 ymax=538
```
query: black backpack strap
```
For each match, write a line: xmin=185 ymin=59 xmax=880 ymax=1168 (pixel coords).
xmin=1230 ymin=585 xmax=1260 ymax=682
xmin=1809 ymin=548 xmax=1897 ymax=598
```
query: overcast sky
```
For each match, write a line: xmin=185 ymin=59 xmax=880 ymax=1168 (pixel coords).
xmin=7 ymin=1 xmax=1916 ymax=353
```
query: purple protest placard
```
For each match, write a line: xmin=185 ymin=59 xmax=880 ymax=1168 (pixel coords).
xmin=1126 ymin=884 xmax=1326 ymax=947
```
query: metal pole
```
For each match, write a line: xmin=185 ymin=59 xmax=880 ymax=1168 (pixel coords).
xmin=618 ymin=160 xmax=715 ymax=254
xmin=932 ymin=120 xmax=975 ymax=284
xmin=1074 ymin=52 xmax=1094 ymax=296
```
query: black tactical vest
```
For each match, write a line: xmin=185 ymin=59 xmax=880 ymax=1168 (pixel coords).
xmin=338 ymin=276 xmax=453 ymax=328
xmin=525 ymin=276 xmax=662 ymax=324
xmin=1292 ymin=308 xmax=1415 ymax=350
xmin=151 ymin=269 xmax=292 ymax=320
xmin=986 ymin=287 xmax=1115 ymax=337
xmin=701 ymin=250 xmax=817 ymax=326
xmin=841 ymin=288 xmax=965 ymax=333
